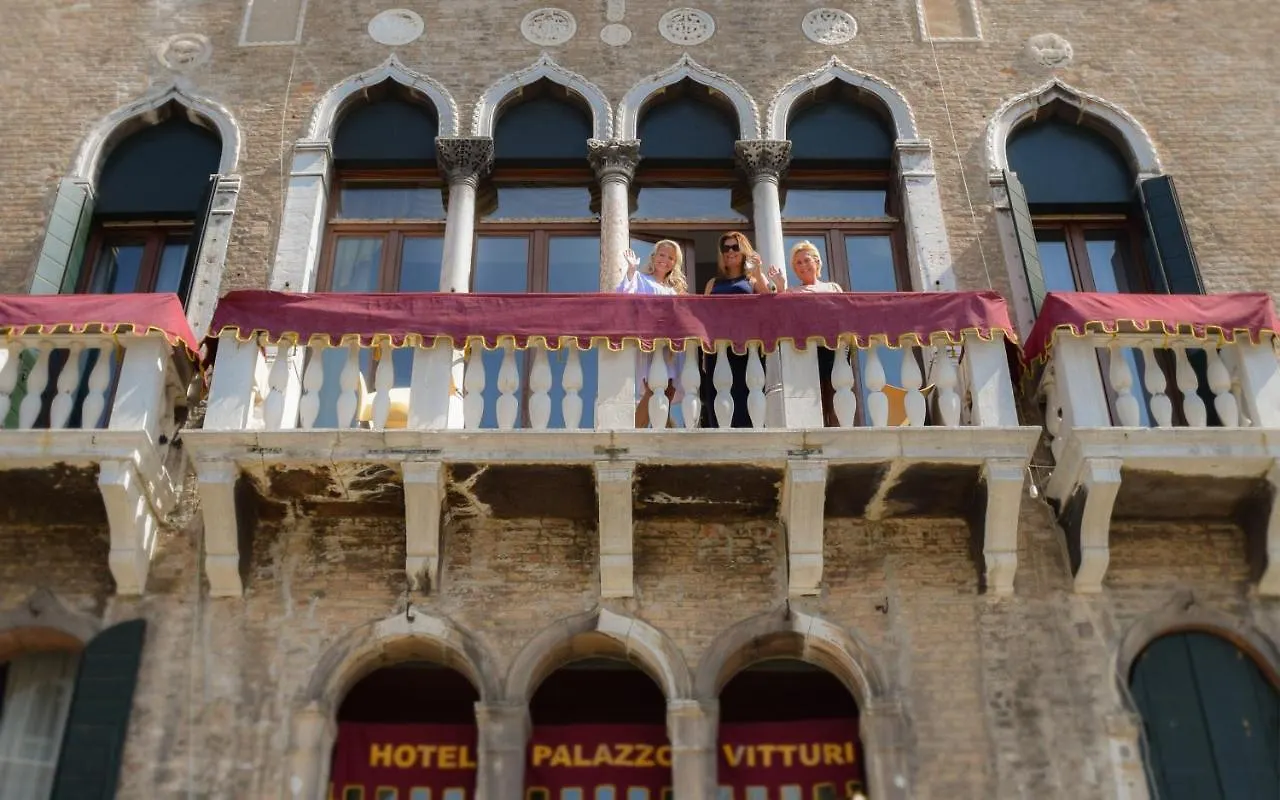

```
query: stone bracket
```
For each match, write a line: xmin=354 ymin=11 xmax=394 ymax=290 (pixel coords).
xmin=195 ymin=459 xmax=244 ymax=597
xmin=99 ymin=458 xmax=161 ymax=596
xmin=596 ymin=460 xmax=636 ymax=598
xmin=1255 ymin=461 xmax=1280 ymax=597
xmin=1058 ymin=457 xmax=1123 ymax=593
xmin=782 ymin=459 xmax=829 ymax=596
xmin=403 ymin=460 xmax=446 ymax=592
xmin=978 ymin=458 xmax=1027 ymax=595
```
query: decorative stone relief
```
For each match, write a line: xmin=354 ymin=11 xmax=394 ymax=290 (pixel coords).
xmin=158 ymin=34 xmax=212 ymax=71
xmin=659 ymin=8 xmax=715 ymax=45
xmin=588 ymin=139 xmax=641 ymax=181
xmin=521 ymin=8 xmax=577 ymax=46
xmin=437 ymin=138 xmax=495 ymax=186
xmin=735 ymin=140 xmax=793 ymax=182
xmin=367 ymin=9 xmax=424 ymax=45
xmin=802 ymin=9 xmax=858 ymax=45
xmin=1027 ymin=33 xmax=1074 ymax=68
xmin=606 ymin=0 xmax=626 ymax=22
xmin=601 ymin=23 xmax=632 ymax=46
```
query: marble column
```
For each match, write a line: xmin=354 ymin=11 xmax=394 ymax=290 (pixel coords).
xmin=437 ymin=137 xmax=495 ymax=293
xmin=588 ymin=138 xmax=642 ymax=292
xmin=668 ymin=699 xmax=718 ymax=800
xmin=860 ymin=700 xmax=912 ymax=800
xmin=475 ymin=701 xmax=529 ymax=800
xmin=895 ymin=139 xmax=956 ymax=292
xmin=270 ymin=139 xmax=332 ymax=293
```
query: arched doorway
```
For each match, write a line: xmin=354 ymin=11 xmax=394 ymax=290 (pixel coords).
xmin=718 ymin=659 xmax=866 ymax=800
xmin=1130 ymin=631 xmax=1280 ymax=799
xmin=329 ymin=661 xmax=481 ymax=800
xmin=526 ymin=657 xmax=672 ymax=800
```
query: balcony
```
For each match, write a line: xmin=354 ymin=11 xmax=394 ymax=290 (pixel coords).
xmin=1029 ymin=292 xmax=1280 ymax=594
xmin=184 ymin=290 xmax=1039 ymax=599
xmin=0 ymin=294 xmax=198 ymax=594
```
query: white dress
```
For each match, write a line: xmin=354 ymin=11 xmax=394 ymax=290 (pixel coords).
xmin=615 ymin=270 xmax=685 ymax=400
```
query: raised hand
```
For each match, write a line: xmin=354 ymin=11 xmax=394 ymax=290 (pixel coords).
xmin=746 ymin=253 xmax=763 ymax=273
xmin=766 ymin=265 xmax=784 ymax=284
xmin=623 ymin=248 xmax=640 ymax=277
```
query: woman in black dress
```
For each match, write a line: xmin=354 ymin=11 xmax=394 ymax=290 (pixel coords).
xmin=701 ymin=231 xmax=775 ymax=427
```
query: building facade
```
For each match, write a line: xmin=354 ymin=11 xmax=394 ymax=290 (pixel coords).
xmin=1 ymin=0 xmax=1279 ymax=798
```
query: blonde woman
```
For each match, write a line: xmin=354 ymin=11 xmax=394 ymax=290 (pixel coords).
xmin=618 ymin=241 xmax=687 ymax=426
xmin=768 ymin=240 xmax=843 ymax=293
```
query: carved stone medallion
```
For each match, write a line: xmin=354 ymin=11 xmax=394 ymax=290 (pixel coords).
xmin=522 ymin=8 xmax=577 ymax=46
xmin=367 ymin=9 xmax=425 ymax=46
xmin=600 ymin=23 xmax=633 ymax=46
xmin=1027 ymin=33 xmax=1074 ymax=68
xmin=159 ymin=33 xmax=212 ymax=71
xmin=802 ymin=9 xmax=858 ymax=45
xmin=659 ymin=8 xmax=715 ymax=45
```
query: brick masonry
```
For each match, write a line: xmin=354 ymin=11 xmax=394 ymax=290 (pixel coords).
xmin=1 ymin=1 xmax=1278 ymax=798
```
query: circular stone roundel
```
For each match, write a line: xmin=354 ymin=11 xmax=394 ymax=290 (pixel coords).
xmin=368 ymin=9 xmax=425 ymax=46
xmin=522 ymin=8 xmax=577 ymax=46
xmin=802 ymin=8 xmax=858 ymax=45
xmin=659 ymin=8 xmax=715 ymax=45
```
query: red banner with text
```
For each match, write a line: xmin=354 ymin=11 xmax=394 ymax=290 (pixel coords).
xmin=330 ymin=719 xmax=863 ymax=800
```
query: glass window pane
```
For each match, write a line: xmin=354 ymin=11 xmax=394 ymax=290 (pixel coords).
xmin=409 ymin=790 xmax=431 ymax=800
xmin=152 ymin=239 xmax=191 ymax=295
xmin=632 ymin=188 xmax=746 ymax=221
xmin=1084 ymin=230 xmax=1136 ymax=293
xmin=547 ymin=236 xmax=600 ymax=293
xmin=595 ymin=789 xmax=616 ymax=800
xmin=1035 ymin=231 xmax=1078 ymax=293
xmin=473 ymin=237 xmax=529 ymax=293
xmin=375 ymin=790 xmax=398 ymax=800
xmin=89 ymin=242 xmax=146 ymax=294
xmin=332 ymin=237 xmax=384 ymax=292
xmin=782 ymin=235 xmax=832 ymax=285
xmin=782 ymin=189 xmax=888 ymax=219
xmin=336 ymin=184 xmax=445 ymax=219
xmin=487 ymin=187 xmax=592 ymax=219
xmin=844 ymin=235 xmax=899 ymax=291
xmin=399 ymin=237 xmax=444 ymax=292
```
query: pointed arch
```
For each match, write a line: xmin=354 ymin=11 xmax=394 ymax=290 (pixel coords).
xmin=70 ymin=81 xmax=241 ymax=182
xmin=766 ymin=56 xmax=918 ymax=141
xmin=987 ymin=78 xmax=1162 ymax=177
xmin=617 ymin=53 xmax=760 ymax=141
xmin=472 ymin=52 xmax=612 ymax=140
xmin=306 ymin=55 xmax=460 ymax=141
xmin=694 ymin=606 xmax=888 ymax=706
xmin=506 ymin=608 xmax=693 ymax=703
xmin=0 ymin=588 xmax=100 ymax=660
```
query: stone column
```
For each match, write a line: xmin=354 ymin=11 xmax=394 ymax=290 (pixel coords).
xmin=437 ymin=137 xmax=495 ymax=293
xmin=860 ymin=700 xmax=911 ymax=800
xmin=589 ymin=139 xmax=641 ymax=292
xmin=736 ymin=140 xmax=793 ymax=427
xmin=282 ymin=703 xmax=337 ymax=799
xmin=270 ymin=139 xmax=332 ymax=292
xmin=668 ymin=699 xmax=718 ymax=800
xmin=475 ymin=701 xmax=529 ymax=800
xmin=895 ymin=139 xmax=956 ymax=292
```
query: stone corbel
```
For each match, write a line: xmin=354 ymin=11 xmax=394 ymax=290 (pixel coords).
xmin=978 ymin=458 xmax=1026 ymax=594
xmin=99 ymin=459 xmax=160 ymax=595
xmin=1252 ymin=461 xmax=1280 ymax=597
xmin=403 ymin=460 xmax=446 ymax=592
xmin=195 ymin=459 xmax=244 ymax=597
xmin=595 ymin=460 xmax=636 ymax=597
xmin=783 ymin=459 xmax=829 ymax=596
xmin=1058 ymin=457 xmax=1123 ymax=593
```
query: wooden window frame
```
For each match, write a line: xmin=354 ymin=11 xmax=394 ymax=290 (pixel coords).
xmin=1032 ymin=214 xmax=1150 ymax=293
xmin=78 ymin=222 xmax=193 ymax=294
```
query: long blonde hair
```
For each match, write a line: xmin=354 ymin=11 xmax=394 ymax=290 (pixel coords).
xmin=644 ymin=239 xmax=688 ymax=294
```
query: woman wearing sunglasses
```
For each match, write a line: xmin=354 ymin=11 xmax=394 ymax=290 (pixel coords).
xmin=700 ymin=231 xmax=775 ymax=427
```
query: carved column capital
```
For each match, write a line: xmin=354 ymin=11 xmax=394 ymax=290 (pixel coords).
xmin=588 ymin=138 xmax=642 ymax=182
xmin=436 ymin=136 xmax=494 ymax=187
xmin=735 ymin=139 xmax=792 ymax=183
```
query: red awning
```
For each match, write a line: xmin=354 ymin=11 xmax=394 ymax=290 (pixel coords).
xmin=1023 ymin=292 xmax=1280 ymax=366
xmin=207 ymin=290 xmax=1017 ymax=354
xmin=0 ymin=293 xmax=200 ymax=360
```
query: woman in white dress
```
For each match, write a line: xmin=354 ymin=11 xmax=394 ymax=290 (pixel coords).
xmin=617 ymin=240 xmax=686 ymax=427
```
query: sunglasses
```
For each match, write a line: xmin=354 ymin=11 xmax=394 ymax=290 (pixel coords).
xmin=720 ymin=242 xmax=740 ymax=253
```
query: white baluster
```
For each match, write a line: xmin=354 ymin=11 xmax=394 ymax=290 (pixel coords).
xmin=19 ymin=342 xmax=53 ymax=429
xmin=335 ymin=344 xmax=360 ymax=428
xmin=529 ymin=344 xmax=552 ymax=430
xmin=1174 ymin=344 xmax=1207 ymax=427
xmin=496 ymin=344 xmax=520 ymax=430
xmin=82 ymin=345 xmax=112 ymax=429
xmin=1204 ymin=344 xmax=1239 ymax=427
xmin=463 ymin=344 xmax=486 ymax=429
xmin=49 ymin=343 xmax=83 ymax=429
xmin=901 ymin=347 xmax=925 ymax=427
xmin=0 ymin=343 xmax=19 ymax=426
xmin=647 ymin=341 xmax=670 ymax=429
xmin=299 ymin=343 xmax=326 ymax=429
xmin=746 ymin=342 xmax=766 ymax=429
xmin=864 ymin=345 xmax=888 ymax=427
xmin=1108 ymin=344 xmax=1140 ymax=426
xmin=1140 ymin=342 xmax=1171 ymax=427
xmin=265 ymin=345 xmax=293 ymax=430
xmin=561 ymin=345 xmax=583 ymax=430
xmin=372 ymin=346 xmax=395 ymax=430
xmin=712 ymin=342 xmax=733 ymax=428
xmin=830 ymin=340 xmax=856 ymax=428
xmin=932 ymin=344 xmax=960 ymax=427
xmin=680 ymin=341 xmax=702 ymax=429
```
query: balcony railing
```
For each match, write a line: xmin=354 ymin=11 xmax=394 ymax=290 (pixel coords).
xmin=0 ymin=294 xmax=198 ymax=594
xmin=1027 ymin=291 xmax=1280 ymax=594
xmin=186 ymin=290 xmax=1037 ymax=600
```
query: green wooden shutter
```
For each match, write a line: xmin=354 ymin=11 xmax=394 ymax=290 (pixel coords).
xmin=1140 ymin=175 xmax=1204 ymax=295
xmin=1004 ymin=170 xmax=1045 ymax=313
xmin=177 ymin=174 xmax=219 ymax=307
xmin=32 ymin=178 xmax=95 ymax=295
xmin=50 ymin=619 xmax=147 ymax=800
